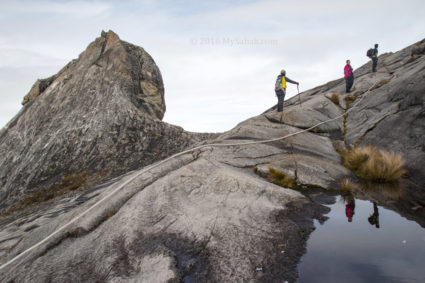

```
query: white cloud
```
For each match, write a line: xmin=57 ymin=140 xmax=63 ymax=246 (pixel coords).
xmin=0 ymin=49 xmax=65 ymax=68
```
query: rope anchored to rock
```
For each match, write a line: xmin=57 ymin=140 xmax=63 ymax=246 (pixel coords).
xmin=0 ymin=81 xmax=379 ymax=272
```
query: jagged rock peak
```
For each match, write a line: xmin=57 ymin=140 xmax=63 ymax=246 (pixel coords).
xmin=22 ymin=30 xmax=166 ymax=120
xmin=0 ymin=30 xmax=209 ymax=211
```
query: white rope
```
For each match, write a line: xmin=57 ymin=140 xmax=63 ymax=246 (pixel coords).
xmin=0 ymin=82 xmax=378 ymax=271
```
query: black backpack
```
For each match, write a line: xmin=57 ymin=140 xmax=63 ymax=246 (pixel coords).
xmin=366 ymin=48 xmax=374 ymax=58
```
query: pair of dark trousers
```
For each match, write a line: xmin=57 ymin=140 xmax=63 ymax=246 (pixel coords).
xmin=372 ymin=58 xmax=378 ymax=72
xmin=345 ymin=75 xmax=354 ymax=93
xmin=275 ymin=89 xmax=286 ymax=112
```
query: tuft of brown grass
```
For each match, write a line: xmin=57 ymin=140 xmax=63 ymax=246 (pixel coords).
xmin=267 ymin=166 xmax=297 ymax=189
xmin=363 ymin=150 xmax=407 ymax=181
xmin=341 ymin=146 xmax=407 ymax=182
xmin=340 ymin=113 xmax=349 ymax=141
xmin=330 ymin=93 xmax=340 ymax=106
xmin=339 ymin=179 xmax=359 ymax=192
xmin=343 ymin=146 xmax=372 ymax=172
xmin=344 ymin=94 xmax=356 ymax=108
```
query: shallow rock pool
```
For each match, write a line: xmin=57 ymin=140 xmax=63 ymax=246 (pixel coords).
xmin=298 ymin=194 xmax=425 ymax=283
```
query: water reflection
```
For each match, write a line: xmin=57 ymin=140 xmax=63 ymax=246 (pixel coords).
xmin=344 ymin=194 xmax=355 ymax=223
xmin=352 ymin=180 xmax=425 ymax=228
xmin=368 ymin=202 xmax=380 ymax=229
xmin=344 ymin=192 xmax=381 ymax=227
xmin=298 ymin=181 xmax=425 ymax=282
xmin=356 ymin=181 xmax=403 ymax=201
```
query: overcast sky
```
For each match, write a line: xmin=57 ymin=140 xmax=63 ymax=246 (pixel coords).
xmin=1 ymin=0 xmax=424 ymax=132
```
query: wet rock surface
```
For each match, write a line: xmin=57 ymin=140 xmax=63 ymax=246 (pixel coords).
xmin=0 ymin=34 xmax=424 ymax=282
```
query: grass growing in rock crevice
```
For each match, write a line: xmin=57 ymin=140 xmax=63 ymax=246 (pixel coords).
xmin=339 ymin=146 xmax=407 ymax=182
xmin=266 ymin=166 xmax=298 ymax=189
xmin=353 ymin=135 xmax=365 ymax=148
xmin=340 ymin=113 xmax=348 ymax=142
xmin=1 ymin=172 xmax=89 ymax=217
xmin=344 ymin=94 xmax=356 ymax=109
xmin=339 ymin=94 xmax=356 ymax=142
xmin=330 ymin=93 xmax=340 ymax=106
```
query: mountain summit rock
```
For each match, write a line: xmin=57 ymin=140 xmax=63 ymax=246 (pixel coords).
xmin=0 ymin=34 xmax=424 ymax=282
xmin=0 ymin=30 xmax=210 ymax=210
xmin=23 ymin=30 xmax=166 ymax=119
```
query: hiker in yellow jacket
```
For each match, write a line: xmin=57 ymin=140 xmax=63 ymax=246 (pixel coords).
xmin=274 ymin=69 xmax=299 ymax=112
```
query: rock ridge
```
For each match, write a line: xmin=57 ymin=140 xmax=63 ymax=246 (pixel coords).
xmin=0 ymin=30 xmax=213 ymax=211
xmin=0 ymin=35 xmax=424 ymax=282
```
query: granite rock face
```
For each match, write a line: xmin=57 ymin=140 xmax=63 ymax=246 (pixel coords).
xmin=0 ymin=151 xmax=324 ymax=282
xmin=0 ymin=30 xmax=210 ymax=210
xmin=344 ymin=39 xmax=425 ymax=187
xmin=271 ymin=38 xmax=425 ymax=187
xmin=0 ymin=34 xmax=424 ymax=282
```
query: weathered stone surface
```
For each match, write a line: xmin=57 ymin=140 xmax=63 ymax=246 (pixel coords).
xmin=0 ymin=30 xmax=213 ymax=211
xmin=265 ymin=94 xmax=343 ymax=134
xmin=0 ymin=150 xmax=324 ymax=282
xmin=344 ymin=40 xmax=425 ymax=186
xmin=0 ymin=33 xmax=423 ymax=282
xmin=256 ymin=154 xmax=353 ymax=190
xmin=22 ymin=75 xmax=56 ymax=105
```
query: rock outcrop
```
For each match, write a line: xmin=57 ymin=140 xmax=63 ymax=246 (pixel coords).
xmin=344 ymin=40 xmax=425 ymax=187
xmin=0 ymin=34 xmax=424 ymax=282
xmin=0 ymin=31 xmax=212 ymax=211
xmin=266 ymin=38 xmax=425 ymax=187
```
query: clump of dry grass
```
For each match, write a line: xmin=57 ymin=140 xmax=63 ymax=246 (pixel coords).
xmin=330 ymin=93 xmax=340 ymax=106
xmin=339 ymin=179 xmax=359 ymax=191
xmin=267 ymin=166 xmax=297 ymax=189
xmin=344 ymin=94 xmax=356 ymax=108
xmin=342 ymin=146 xmax=407 ymax=182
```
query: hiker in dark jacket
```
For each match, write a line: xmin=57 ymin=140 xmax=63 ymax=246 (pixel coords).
xmin=274 ymin=69 xmax=299 ymax=112
xmin=344 ymin=60 xmax=354 ymax=93
xmin=372 ymin=44 xmax=378 ymax=72
xmin=368 ymin=202 xmax=380 ymax=228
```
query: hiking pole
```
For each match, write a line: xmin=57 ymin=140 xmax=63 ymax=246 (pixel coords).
xmin=297 ymin=84 xmax=302 ymax=107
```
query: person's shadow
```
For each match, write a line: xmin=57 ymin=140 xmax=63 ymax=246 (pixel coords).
xmin=368 ymin=202 xmax=380 ymax=228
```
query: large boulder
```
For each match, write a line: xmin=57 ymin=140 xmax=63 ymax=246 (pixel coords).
xmin=0 ymin=30 xmax=211 ymax=211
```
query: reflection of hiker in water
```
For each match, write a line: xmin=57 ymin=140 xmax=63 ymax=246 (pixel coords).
xmin=368 ymin=202 xmax=380 ymax=228
xmin=345 ymin=195 xmax=355 ymax=222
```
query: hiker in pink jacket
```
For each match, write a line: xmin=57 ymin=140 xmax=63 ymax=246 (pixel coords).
xmin=345 ymin=195 xmax=355 ymax=222
xmin=344 ymin=60 xmax=354 ymax=93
